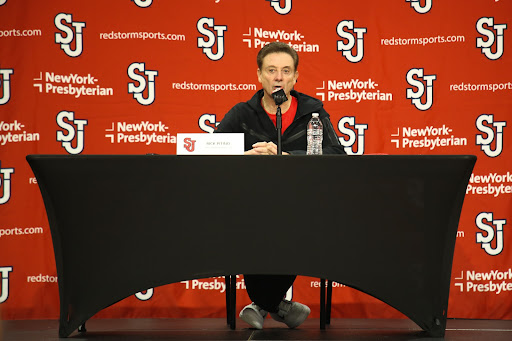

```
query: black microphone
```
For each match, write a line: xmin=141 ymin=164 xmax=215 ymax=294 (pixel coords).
xmin=272 ymin=89 xmax=288 ymax=106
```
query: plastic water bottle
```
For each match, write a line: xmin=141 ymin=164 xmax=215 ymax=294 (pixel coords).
xmin=307 ymin=113 xmax=323 ymax=155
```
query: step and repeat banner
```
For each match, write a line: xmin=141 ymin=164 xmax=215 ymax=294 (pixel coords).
xmin=0 ymin=0 xmax=511 ymax=321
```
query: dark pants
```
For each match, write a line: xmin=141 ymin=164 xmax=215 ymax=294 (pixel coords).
xmin=243 ymin=274 xmax=296 ymax=313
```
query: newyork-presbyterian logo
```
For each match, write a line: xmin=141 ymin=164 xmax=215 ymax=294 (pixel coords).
xmin=476 ymin=17 xmax=507 ymax=60
xmin=0 ymin=162 xmax=14 ymax=205
xmin=0 ymin=67 xmax=13 ymax=105
xmin=54 ymin=13 xmax=86 ymax=58
xmin=336 ymin=20 xmax=367 ymax=63
xmin=405 ymin=0 xmax=432 ymax=14
xmin=338 ymin=116 xmax=368 ymax=155
xmin=197 ymin=17 xmax=227 ymax=61
xmin=476 ymin=114 xmax=506 ymax=158
xmin=476 ymin=212 xmax=507 ymax=256
xmin=266 ymin=0 xmax=292 ymax=15
xmin=406 ymin=68 xmax=436 ymax=111
xmin=0 ymin=266 xmax=13 ymax=303
xmin=127 ymin=62 xmax=158 ymax=106
xmin=132 ymin=0 xmax=152 ymax=8
xmin=56 ymin=110 xmax=88 ymax=154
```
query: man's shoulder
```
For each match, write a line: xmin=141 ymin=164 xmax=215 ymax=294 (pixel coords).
xmin=228 ymin=100 xmax=255 ymax=116
xmin=293 ymin=91 xmax=324 ymax=112
xmin=228 ymin=90 xmax=262 ymax=114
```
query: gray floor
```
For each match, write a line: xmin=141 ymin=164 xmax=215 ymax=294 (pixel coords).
xmin=2 ymin=318 xmax=512 ymax=341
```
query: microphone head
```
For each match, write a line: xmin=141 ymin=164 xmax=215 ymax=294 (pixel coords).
xmin=272 ymin=89 xmax=288 ymax=106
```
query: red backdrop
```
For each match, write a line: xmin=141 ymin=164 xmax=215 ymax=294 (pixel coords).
xmin=0 ymin=0 xmax=511 ymax=321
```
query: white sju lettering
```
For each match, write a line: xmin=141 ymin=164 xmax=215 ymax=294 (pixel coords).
xmin=406 ymin=68 xmax=436 ymax=111
xmin=197 ymin=17 xmax=227 ymax=61
xmin=267 ymin=0 xmax=292 ymax=15
xmin=56 ymin=111 xmax=88 ymax=154
xmin=476 ymin=212 xmax=507 ymax=256
xmin=476 ymin=17 xmax=507 ymax=60
xmin=54 ymin=13 xmax=86 ymax=58
xmin=338 ymin=116 xmax=368 ymax=155
xmin=0 ymin=165 xmax=15 ymax=205
xmin=336 ymin=20 xmax=366 ymax=63
xmin=0 ymin=68 xmax=14 ymax=105
xmin=133 ymin=0 xmax=152 ymax=8
xmin=0 ymin=267 xmax=13 ymax=303
xmin=135 ymin=288 xmax=154 ymax=301
xmin=475 ymin=114 xmax=506 ymax=158
xmin=406 ymin=0 xmax=432 ymax=14
xmin=198 ymin=114 xmax=219 ymax=133
xmin=127 ymin=62 xmax=158 ymax=105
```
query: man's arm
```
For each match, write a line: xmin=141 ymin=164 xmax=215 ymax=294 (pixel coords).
xmin=215 ymin=107 xmax=239 ymax=134
xmin=216 ymin=103 xmax=284 ymax=154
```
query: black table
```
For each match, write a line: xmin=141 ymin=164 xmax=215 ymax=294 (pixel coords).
xmin=26 ymin=154 xmax=476 ymax=338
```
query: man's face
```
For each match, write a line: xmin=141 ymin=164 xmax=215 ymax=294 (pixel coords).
xmin=257 ymin=52 xmax=298 ymax=99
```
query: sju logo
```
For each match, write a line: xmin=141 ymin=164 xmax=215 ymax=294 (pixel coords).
xmin=56 ymin=111 xmax=88 ymax=155
xmin=0 ymin=162 xmax=14 ymax=205
xmin=197 ymin=17 xmax=227 ymax=61
xmin=266 ymin=0 xmax=292 ymax=15
xmin=336 ymin=20 xmax=367 ymax=63
xmin=476 ymin=17 xmax=507 ymax=60
xmin=406 ymin=68 xmax=436 ymax=111
xmin=199 ymin=114 xmax=220 ymax=133
xmin=0 ymin=68 xmax=13 ymax=105
xmin=405 ymin=0 xmax=432 ymax=14
xmin=135 ymin=288 xmax=154 ymax=301
xmin=127 ymin=62 xmax=158 ymax=106
xmin=184 ymin=138 xmax=197 ymax=152
xmin=475 ymin=114 xmax=506 ymax=158
xmin=476 ymin=212 xmax=507 ymax=256
xmin=0 ymin=267 xmax=13 ymax=303
xmin=338 ymin=117 xmax=368 ymax=155
xmin=132 ymin=0 xmax=152 ymax=8
xmin=54 ymin=13 xmax=86 ymax=58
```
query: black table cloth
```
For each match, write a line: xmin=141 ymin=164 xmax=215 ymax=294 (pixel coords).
xmin=26 ymin=154 xmax=476 ymax=337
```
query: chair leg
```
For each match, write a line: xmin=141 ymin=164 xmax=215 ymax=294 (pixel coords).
xmin=320 ymin=278 xmax=326 ymax=330
xmin=326 ymin=280 xmax=333 ymax=325
xmin=225 ymin=276 xmax=231 ymax=326
xmin=230 ymin=275 xmax=236 ymax=330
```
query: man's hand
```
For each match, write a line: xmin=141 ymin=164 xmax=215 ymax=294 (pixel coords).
xmin=244 ymin=142 xmax=289 ymax=155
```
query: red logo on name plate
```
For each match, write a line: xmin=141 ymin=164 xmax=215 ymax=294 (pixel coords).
xmin=184 ymin=137 xmax=196 ymax=152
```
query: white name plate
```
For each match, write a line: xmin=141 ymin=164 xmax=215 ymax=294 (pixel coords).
xmin=176 ymin=133 xmax=244 ymax=155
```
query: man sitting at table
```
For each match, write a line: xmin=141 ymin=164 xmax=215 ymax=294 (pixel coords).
xmin=215 ymin=41 xmax=344 ymax=329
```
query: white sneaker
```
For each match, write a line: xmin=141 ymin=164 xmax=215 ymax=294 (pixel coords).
xmin=239 ymin=303 xmax=268 ymax=329
xmin=269 ymin=300 xmax=311 ymax=328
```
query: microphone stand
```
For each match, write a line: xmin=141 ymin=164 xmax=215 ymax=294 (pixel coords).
xmin=271 ymin=89 xmax=288 ymax=156
xmin=276 ymin=105 xmax=282 ymax=155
